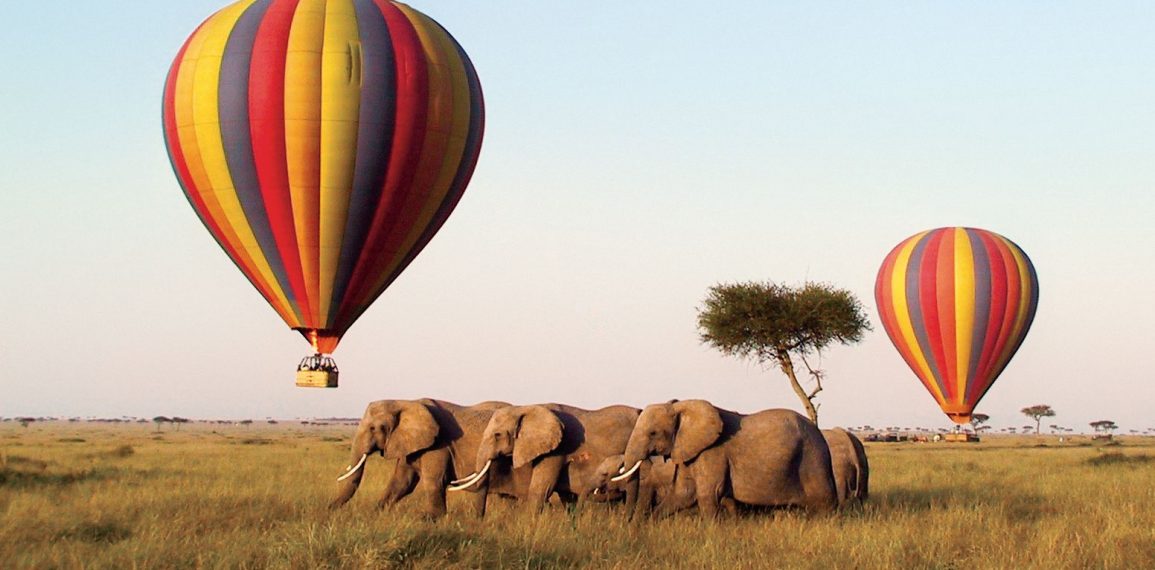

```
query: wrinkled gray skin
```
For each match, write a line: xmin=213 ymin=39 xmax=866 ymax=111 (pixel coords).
xmin=460 ymin=404 xmax=640 ymax=513
xmin=618 ymin=400 xmax=838 ymax=517
xmin=822 ymin=428 xmax=869 ymax=504
xmin=593 ymin=454 xmax=696 ymax=519
xmin=330 ymin=399 xmax=527 ymax=518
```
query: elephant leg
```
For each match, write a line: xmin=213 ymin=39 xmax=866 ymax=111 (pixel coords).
xmin=721 ymin=497 xmax=738 ymax=516
xmin=623 ymin=479 xmax=640 ymax=519
xmin=631 ymin=481 xmax=654 ymax=521
xmin=690 ymin=466 xmax=725 ymax=519
xmin=379 ymin=461 xmax=418 ymax=509
xmin=466 ymin=483 xmax=489 ymax=518
xmin=414 ymin=449 xmax=449 ymax=518
xmin=526 ymin=456 xmax=564 ymax=513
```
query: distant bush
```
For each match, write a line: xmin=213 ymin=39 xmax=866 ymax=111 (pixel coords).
xmin=239 ymin=438 xmax=273 ymax=445
xmin=110 ymin=445 xmax=135 ymax=458
xmin=58 ymin=438 xmax=87 ymax=443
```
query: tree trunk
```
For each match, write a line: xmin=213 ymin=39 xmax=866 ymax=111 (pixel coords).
xmin=778 ymin=353 xmax=819 ymax=425
xmin=1035 ymin=417 xmax=1041 ymax=435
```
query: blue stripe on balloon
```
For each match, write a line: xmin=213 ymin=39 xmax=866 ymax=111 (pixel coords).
xmin=218 ymin=0 xmax=301 ymax=320
xmin=337 ymin=23 xmax=485 ymax=333
xmin=905 ymin=232 xmax=946 ymax=399
xmin=327 ymin=0 xmax=398 ymax=324
xmin=965 ymin=229 xmax=992 ymax=400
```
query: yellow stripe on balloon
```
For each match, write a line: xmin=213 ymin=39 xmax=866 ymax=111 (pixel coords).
xmin=190 ymin=0 xmax=296 ymax=324
xmin=359 ymin=5 xmax=465 ymax=300
xmin=889 ymin=232 xmax=946 ymax=406
xmin=284 ymin=0 xmax=326 ymax=326
xmin=952 ymin=228 xmax=976 ymax=400
xmin=317 ymin=0 xmax=361 ymax=322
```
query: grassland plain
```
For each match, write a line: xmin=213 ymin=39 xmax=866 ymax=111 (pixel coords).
xmin=1 ymin=422 xmax=1152 ymax=569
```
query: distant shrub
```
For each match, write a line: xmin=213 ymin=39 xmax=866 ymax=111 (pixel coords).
xmin=239 ymin=438 xmax=273 ymax=445
xmin=1086 ymin=452 xmax=1151 ymax=467
xmin=58 ymin=438 xmax=87 ymax=443
xmin=110 ymin=445 xmax=135 ymax=458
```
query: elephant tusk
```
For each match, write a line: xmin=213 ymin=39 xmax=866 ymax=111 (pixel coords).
xmin=593 ymin=488 xmax=601 ymax=495
xmin=611 ymin=460 xmax=642 ymax=482
xmin=450 ymin=471 xmax=479 ymax=485
xmin=448 ymin=460 xmax=491 ymax=491
xmin=337 ymin=453 xmax=368 ymax=482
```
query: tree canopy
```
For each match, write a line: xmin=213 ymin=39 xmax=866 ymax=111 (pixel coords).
xmin=698 ymin=281 xmax=870 ymax=424
xmin=1020 ymin=405 xmax=1055 ymax=434
xmin=1090 ymin=420 xmax=1118 ymax=433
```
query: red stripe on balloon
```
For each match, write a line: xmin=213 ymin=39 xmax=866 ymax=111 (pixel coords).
xmin=337 ymin=0 xmax=430 ymax=319
xmin=248 ymin=0 xmax=310 ymax=321
xmin=985 ymin=237 xmax=1022 ymax=384
xmin=935 ymin=230 xmax=958 ymax=402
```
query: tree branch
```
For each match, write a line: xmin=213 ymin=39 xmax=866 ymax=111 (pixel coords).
xmin=799 ymin=353 xmax=824 ymax=400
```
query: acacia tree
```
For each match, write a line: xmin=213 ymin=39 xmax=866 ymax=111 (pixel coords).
xmin=970 ymin=413 xmax=990 ymax=433
xmin=1020 ymin=405 xmax=1055 ymax=435
xmin=1090 ymin=420 xmax=1118 ymax=435
xmin=698 ymin=281 xmax=870 ymax=425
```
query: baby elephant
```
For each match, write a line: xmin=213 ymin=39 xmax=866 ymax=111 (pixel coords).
xmin=821 ymin=428 xmax=869 ymax=504
xmin=593 ymin=455 xmax=697 ymax=519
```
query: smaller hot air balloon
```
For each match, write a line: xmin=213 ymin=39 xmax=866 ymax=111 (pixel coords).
xmin=875 ymin=227 xmax=1038 ymax=424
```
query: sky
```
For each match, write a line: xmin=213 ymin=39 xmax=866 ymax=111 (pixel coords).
xmin=1 ymin=2 xmax=1153 ymax=433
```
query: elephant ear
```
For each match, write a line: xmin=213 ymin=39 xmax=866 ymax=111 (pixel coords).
xmin=383 ymin=401 xmax=439 ymax=459
xmin=670 ymin=400 xmax=723 ymax=464
xmin=512 ymin=406 xmax=563 ymax=469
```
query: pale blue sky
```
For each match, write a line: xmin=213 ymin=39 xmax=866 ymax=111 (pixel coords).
xmin=1 ymin=2 xmax=1152 ymax=432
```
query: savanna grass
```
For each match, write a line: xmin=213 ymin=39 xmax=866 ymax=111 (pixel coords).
xmin=2 ymin=423 xmax=1152 ymax=569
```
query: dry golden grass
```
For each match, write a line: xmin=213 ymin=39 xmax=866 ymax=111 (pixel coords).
xmin=2 ymin=422 xmax=1153 ymax=569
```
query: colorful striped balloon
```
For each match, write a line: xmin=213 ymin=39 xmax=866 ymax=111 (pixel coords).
xmin=162 ymin=0 xmax=484 ymax=354
xmin=875 ymin=228 xmax=1039 ymax=424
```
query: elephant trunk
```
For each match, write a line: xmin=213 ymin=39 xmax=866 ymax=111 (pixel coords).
xmin=330 ymin=428 xmax=378 ymax=509
xmin=330 ymin=451 xmax=369 ymax=508
xmin=618 ymin=435 xmax=650 ymax=481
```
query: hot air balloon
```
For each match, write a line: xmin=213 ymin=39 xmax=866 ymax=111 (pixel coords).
xmin=875 ymin=227 xmax=1038 ymax=424
xmin=162 ymin=0 xmax=484 ymax=387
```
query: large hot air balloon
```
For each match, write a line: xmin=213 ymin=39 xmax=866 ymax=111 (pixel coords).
xmin=875 ymin=227 xmax=1038 ymax=424
xmin=162 ymin=0 xmax=484 ymax=387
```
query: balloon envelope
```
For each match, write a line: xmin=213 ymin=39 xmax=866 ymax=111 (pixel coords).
xmin=162 ymin=0 xmax=484 ymax=353
xmin=875 ymin=227 xmax=1038 ymax=424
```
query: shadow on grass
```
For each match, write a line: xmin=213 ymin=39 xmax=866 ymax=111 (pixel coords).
xmin=1086 ymin=452 xmax=1151 ymax=467
xmin=386 ymin=526 xmax=586 ymax=569
xmin=55 ymin=522 xmax=133 ymax=544
xmin=0 ymin=455 xmax=121 ymax=489
xmin=877 ymin=486 xmax=1051 ymax=523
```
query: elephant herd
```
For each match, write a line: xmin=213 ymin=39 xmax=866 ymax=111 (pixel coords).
xmin=330 ymin=399 xmax=868 ymax=519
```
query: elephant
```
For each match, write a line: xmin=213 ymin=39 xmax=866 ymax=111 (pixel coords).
xmin=822 ymin=428 xmax=869 ymax=504
xmin=612 ymin=400 xmax=838 ymax=517
xmin=330 ymin=399 xmax=527 ymax=518
xmin=449 ymin=403 xmax=640 ymax=513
